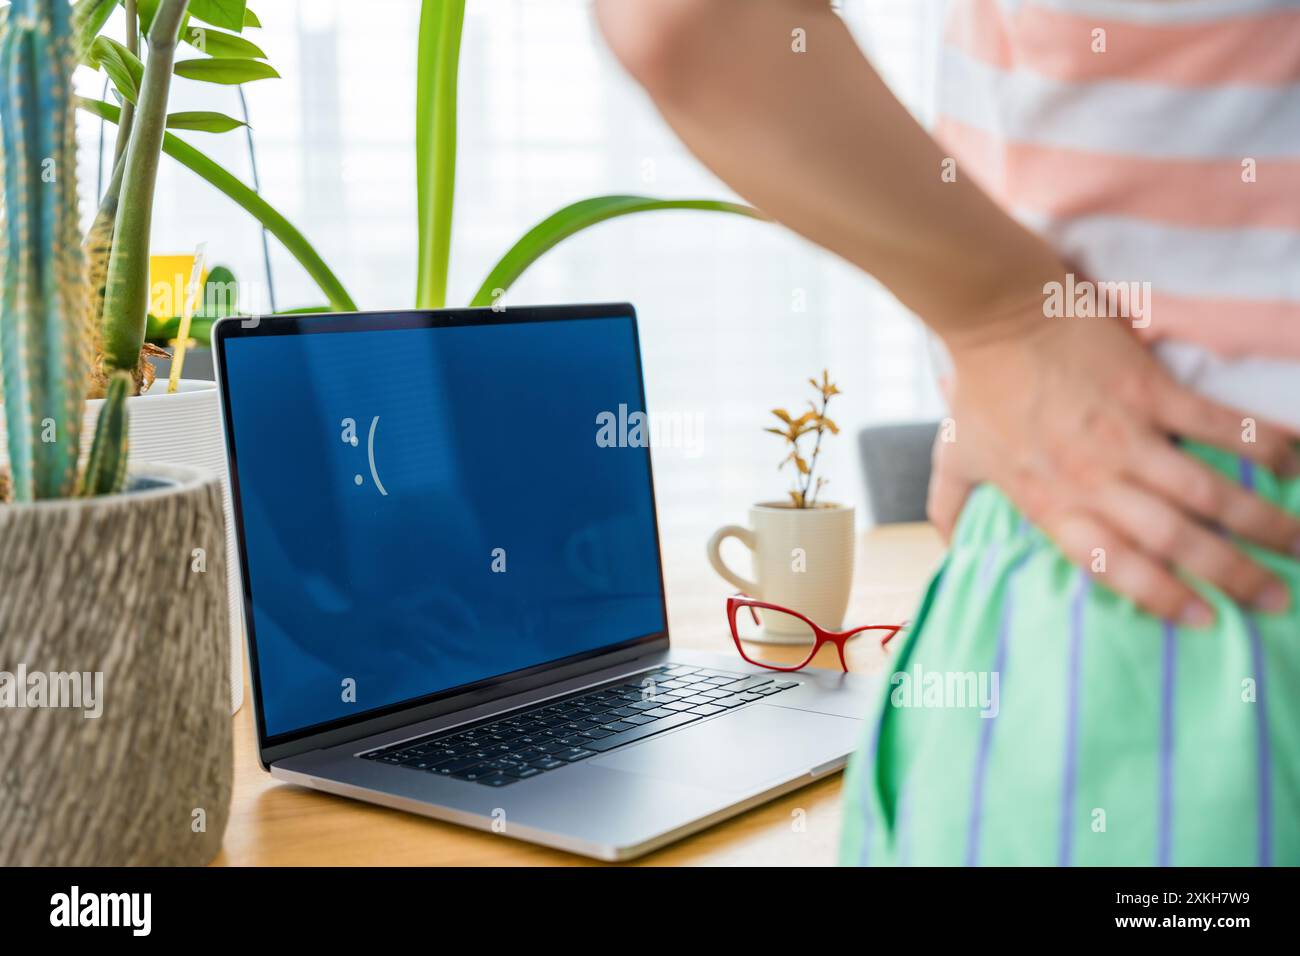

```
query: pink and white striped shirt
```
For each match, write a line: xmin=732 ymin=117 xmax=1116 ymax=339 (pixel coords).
xmin=937 ymin=0 xmax=1300 ymax=427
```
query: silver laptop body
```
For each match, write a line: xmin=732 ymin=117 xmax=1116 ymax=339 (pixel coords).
xmin=213 ymin=304 xmax=878 ymax=861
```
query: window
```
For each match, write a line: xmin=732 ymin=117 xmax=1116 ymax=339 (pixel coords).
xmin=76 ymin=0 xmax=948 ymax=553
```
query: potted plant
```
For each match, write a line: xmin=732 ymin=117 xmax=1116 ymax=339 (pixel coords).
xmin=74 ymin=0 xmax=305 ymax=715
xmin=0 ymin=0 xmax=231 ymax=865
xmin=707 ymin=373 xmax=855 ymax=643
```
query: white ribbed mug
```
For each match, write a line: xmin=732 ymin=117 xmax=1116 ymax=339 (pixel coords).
xmin=707 ymin=502 xmax=855 ymax=645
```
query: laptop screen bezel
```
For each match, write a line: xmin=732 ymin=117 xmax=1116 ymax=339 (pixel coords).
xmin=213 ymin=304 xmax=671 ymax=765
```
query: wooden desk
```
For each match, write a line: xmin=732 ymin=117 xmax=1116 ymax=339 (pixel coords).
xmin=213 ymin=523 xmax=945 ymax=866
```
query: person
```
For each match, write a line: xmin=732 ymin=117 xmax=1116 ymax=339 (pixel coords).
xmin=596 ymin=0 xmax=1300 ymax=864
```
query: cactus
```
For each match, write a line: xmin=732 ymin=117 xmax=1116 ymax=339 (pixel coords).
xmin=0 ymin=0 xmax=129 ymax=501
xmin=0 ymin=0 xmax=89 ymax=501
xmin=77 ymin=370 xmax=131 ymax=497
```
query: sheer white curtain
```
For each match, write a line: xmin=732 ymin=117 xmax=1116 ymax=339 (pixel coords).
xmin=76 ymin=0 xmax=948 ymax=549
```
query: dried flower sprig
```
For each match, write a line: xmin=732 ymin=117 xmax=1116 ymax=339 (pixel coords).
xmin=765 ymin=370 xmax=840 ymax=508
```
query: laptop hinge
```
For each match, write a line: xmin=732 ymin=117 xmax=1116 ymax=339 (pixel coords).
xmin=260 ymin=638 xmax=669 ymax=766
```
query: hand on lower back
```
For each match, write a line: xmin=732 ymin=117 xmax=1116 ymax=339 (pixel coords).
xmin=926 ymin=407 xmax=977 ymax=543
xmin=938 ymin=301 xmax=1300 ymax=626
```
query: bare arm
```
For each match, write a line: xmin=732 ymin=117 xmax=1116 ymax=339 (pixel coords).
xmin=597 ymin=0 xmax=1300 ymax=623
xmin=595 ymin=0 xmax=1059 ymax=338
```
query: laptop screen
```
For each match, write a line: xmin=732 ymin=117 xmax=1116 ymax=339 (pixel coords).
xmin=220 ymin=312 xmax=667 ymax=741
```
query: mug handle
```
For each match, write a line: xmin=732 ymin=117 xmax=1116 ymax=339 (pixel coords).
xmin=706 ymin=525 xmax=759 ymax=595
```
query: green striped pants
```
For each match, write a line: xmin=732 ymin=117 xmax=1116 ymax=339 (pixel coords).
xmin=840 ymin=443 xmax=1299 ymax=866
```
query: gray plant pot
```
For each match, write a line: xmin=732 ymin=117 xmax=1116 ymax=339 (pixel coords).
xmin=0 ymin=463 xmax=233 ymax=865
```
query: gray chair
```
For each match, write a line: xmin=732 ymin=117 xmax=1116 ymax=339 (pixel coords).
xmin=857 ymin=421 xmax=939 ymax=525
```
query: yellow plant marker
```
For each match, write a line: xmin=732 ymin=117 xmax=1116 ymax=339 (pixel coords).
xmin=149 ymin=254 xmax=204 ymax=318
xmin=168 ymin=244 xmax=208 ymax=394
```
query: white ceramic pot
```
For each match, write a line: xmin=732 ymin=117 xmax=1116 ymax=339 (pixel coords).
xmin=707 ymin=502 xmax=855 ymax=644
xmin=83 ymin=380 xmax=244 ymax=715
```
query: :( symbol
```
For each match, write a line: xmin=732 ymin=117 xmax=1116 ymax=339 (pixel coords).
xmin=350 ymin=415 xmax=388 ymax=496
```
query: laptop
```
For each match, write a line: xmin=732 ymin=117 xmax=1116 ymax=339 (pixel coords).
xmin=212 ymin=303 xmax=878 ymax=861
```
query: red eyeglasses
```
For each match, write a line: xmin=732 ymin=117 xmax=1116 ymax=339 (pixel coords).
xmin=726 ymin=594 xmax=904 ymax=673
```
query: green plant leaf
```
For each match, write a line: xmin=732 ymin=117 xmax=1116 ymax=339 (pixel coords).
xmin=243 ymin=8 xmax=261 ymax=29
xmin=73 ymin=0 xmax=120 ymax=63
xmin=78 ymin=371 xmax=132 ymax=498
xmin=146 ymin=315 xmax=216 ymax=347
xmin=173 ymin=56 xmax=278 ymax=84
xmin=91 ymin=35 xmax=144 ymax=104
xmin=200 ymin=264 xmax=239 ymax=316
xmin=470 ymin=196 xmax=766 ymax=307
xmin=186 ymin=0 xmax=247 ymax=32
xmin=78 ymin=97 xmax=358 ymax=312
xmin=135 ymin=0 xmax=160 ymax=33
xmin=414 ymin=0 xmax=467 ymax=309
xmin=182 ymin=25 xmax=266 ymax=58
xmin=165 ymin=109 xmax=246 ymax=132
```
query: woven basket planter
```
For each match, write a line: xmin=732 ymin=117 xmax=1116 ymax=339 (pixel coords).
xmin=0 ymin=463 xmax=233 ymax=865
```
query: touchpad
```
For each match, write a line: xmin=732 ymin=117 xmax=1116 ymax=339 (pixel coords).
xmin=590 ymin=704 xmax=860 ymax=794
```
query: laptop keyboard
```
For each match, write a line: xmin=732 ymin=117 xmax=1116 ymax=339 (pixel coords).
xmin=360 ymin=664 xmax=799 ymax=787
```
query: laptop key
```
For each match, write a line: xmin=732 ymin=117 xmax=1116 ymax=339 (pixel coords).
xmin=621 ymin=714 xmax=656 ymax=725
xmin=556 ymin=748 xmax=596 ymax=762
xmin=429 ymin=755 xmax=487 ymax=774
xmin=529 ymin=757 xmax=565 ymax=770
xmin=584 ymin=712 xmax=702 ymax=752
xmin=690 ymin=704 xmax=724 ymax=716
xmin=451 ymin=765 xmax=498 ymax=781
xmin=503 ymin=766 xmax=542 ymax=779
xmin=722 ymin=676 xmax=774 ymax=693
xmin=432 ymin=745 xmax=479 ymax=758
xmin=602 ymin=721 xmax=639 ymax=732
xmin=714 ymin=695 xmax=748 ymax=709
xmin=476 ymin=773 xmax=517 ymax=787
xmin=662 ymin=701 xmax=695 ymax=712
